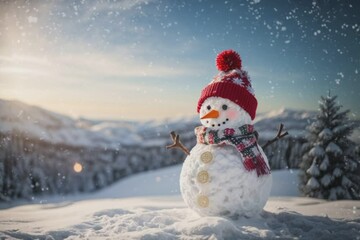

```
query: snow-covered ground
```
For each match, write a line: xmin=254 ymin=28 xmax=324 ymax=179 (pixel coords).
xmin=1 ymin=165 xmax=359 ymax=239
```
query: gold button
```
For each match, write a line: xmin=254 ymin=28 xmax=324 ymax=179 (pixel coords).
xmin=200 ymin=151 xmax=213 ymax=164
xmin=197 ymin=170 xmax=210 ymax=183
xmin=197 ymin=195 xmax=209 ymax=208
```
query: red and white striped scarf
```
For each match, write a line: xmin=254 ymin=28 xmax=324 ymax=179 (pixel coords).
xmin=195 ymin=124 xmax=270 ymax=176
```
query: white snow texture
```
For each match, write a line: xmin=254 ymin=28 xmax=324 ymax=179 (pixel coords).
xmin=180 ymin=143 xmax=272 ymax=218
xmin=0 ymin=165 xmax=359 ymax=240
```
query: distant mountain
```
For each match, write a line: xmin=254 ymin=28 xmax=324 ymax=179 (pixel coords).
xmin=254 ymin=108 xmax=317 ymax=140
xmin=0 ymin=99 xmax=319 ymax=148
xmin=0 ymin=99 xmax=142 ymax=149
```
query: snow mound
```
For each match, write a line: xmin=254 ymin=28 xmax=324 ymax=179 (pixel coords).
xmin=82 ymin=165 xmax=299 ymax=200
xmin=0 ymin=166 xmax=359 ymax=239
xmin=1 ymin=197 xmax=359 ymax=239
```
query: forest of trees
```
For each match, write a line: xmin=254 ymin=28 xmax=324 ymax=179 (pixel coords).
xmin=0 ymin=131 xmax=188 ymax=201
xmin=0 ymin=126 xmax=305 ymax=201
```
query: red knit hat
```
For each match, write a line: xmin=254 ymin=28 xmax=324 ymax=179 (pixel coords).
xmin=197 ymin=50 xmax=258 ymax=120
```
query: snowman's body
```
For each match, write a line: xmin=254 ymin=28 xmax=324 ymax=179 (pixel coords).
xmin=180 ymin=96 xmax=272 ymax=218
xmin=180 ymin=142 xmax=272 ymax=218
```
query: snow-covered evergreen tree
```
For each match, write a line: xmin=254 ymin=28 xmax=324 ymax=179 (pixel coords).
xmin=299 ymin=93 xmax=360 ymax=200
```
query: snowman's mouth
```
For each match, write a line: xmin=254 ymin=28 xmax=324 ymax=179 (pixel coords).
xmin=206 ymin=118 xmax=229 ymax=127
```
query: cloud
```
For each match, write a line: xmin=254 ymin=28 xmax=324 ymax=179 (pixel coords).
xmin=0 ymin=0 xmax=205 ymax=82
xmin=76 ymin=0 xmax=157 ymax=23
xmin=91 ymin=0 xmax=155 ymax=12
xmin=0 ymin=0 xmax=207 ymax=120
xmin=0 ymin=44 xmax=204 ymax=84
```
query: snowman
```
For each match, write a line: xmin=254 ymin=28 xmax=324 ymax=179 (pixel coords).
xmin=167 ymin=50 xmax=286 ymax=218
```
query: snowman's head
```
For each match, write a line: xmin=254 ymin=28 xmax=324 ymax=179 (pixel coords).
xmin=199 ymin=97 xmax=251 ymax=130
xmin=197 ymin=50 xmax=258 ymax=125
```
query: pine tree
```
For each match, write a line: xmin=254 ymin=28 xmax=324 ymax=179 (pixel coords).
xmin=299 ymin=93 xmax=360 ymax=200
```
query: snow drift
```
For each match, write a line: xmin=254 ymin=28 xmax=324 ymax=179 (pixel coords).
xmin=0 ymin=165 xmax=359 ymax=239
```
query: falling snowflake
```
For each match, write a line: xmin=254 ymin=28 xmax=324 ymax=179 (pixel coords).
xmin=27 ymin=16 xmax=38 ymax=23
xmin=337 ymin=72 xmax=344 ymax=78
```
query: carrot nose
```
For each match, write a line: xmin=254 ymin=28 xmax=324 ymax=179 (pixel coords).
xmin=201 ymin=109 xmax=219 ymax=119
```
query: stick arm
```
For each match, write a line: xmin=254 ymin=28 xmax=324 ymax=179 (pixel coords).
xmin=166 ymin=131 xmax=190 ymax=156
xmin=261 ymin=123 xmax=289 ymax=150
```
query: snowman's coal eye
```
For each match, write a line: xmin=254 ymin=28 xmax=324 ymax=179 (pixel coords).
xmin=207 ymin=105 xmax=211 ymax=110
xmin=222 ymin=104 xmax=228 ymax=110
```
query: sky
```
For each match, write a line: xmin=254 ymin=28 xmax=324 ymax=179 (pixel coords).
xmin=0 ymin=0 xmax=359 ymax=120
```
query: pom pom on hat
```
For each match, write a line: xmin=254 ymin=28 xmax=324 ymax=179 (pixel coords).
xmin=216 ymin=49 xmax=242 ymax=72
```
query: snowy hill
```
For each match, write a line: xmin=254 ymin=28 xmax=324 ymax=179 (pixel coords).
xmin=0 ymin=99 xmax=142 ymax=149
xmin=0 ymin=99 xmax=316 ymax=148
xmin=254 ymin=108 xmax=316 ymax=139
xmin=0 ymin=165 xmax=359 ymax=239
